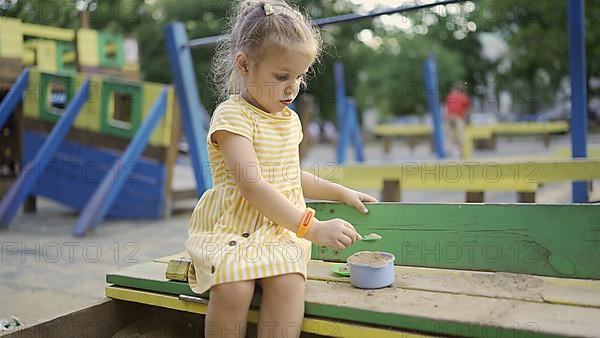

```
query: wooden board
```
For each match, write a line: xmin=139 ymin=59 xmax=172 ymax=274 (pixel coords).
xmin=465 ymin=126 xmax=494 ymax=140
xmin=316 ymin=159 xmax=600 ymax=191
xmin=556 ymin=146 xmax=600 ymax=158
xmin=372 ymin=122 xmax=567 ymax=138
xmin=106 ymin=260 xmax=600 ymax=337
xmin=308 ymin=203 xmax=600 ymax=279
xmin=156 ymin=203 xmax=600 ymax=280
xmin=21 ymin=23 xmax=74 ymax=41
xmin=154 ymin=253 xmax=600 ymax=308
xmin=493 ymin=122 xmax=569 ymax=135
xmin=105 ymin=286 xmax=426 ymax=338
xmin=1 ymin=299 xmax=147 ymax=338
xmin=373 ymin=124 xmax=432 ymax=137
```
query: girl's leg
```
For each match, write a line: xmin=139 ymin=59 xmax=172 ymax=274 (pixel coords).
xmin=257 ymin=273 xmax=305 ymax=338
xmin=206 ymin=280 xmax=255 ymax=338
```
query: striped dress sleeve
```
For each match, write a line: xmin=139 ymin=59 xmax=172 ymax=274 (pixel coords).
xmin=208 ymin=104 xmax=254 ymax=148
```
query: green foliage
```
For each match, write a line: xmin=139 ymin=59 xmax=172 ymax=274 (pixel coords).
xmin=3 ymin=0 xmax=599 ymax=120
xmin=476 ymin=0 xmax=600 ymax=115
xmin=349 ymin=31 xmax=466 ymax=118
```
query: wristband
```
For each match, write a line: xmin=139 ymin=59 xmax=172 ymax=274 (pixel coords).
xmin=296 ymin=208 xmax=315 ymax=238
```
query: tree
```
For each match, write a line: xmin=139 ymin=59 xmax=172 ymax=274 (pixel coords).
xmin=476 ymin=0 xmax=600 ymax=116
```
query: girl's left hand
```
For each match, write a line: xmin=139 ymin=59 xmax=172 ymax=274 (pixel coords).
xmin=338 ymin=187 xmax=379 ymax=214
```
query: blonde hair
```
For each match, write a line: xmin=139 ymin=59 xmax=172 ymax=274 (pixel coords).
xmin=211 ymin=0 xmax=322 ymax=99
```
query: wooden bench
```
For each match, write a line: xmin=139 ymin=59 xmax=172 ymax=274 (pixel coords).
xmin=315 ymin=159 xmax=600 ymax=202
xmin=372 ymin=124 xmax=433 ymax=154
xmin=373 ymin=122 xmax=569 ymax=159
xmin=105 ymin=203 xmax=600 ymax=337
xmin=492 ymin=122 xmax=569 ymax=147
xmin=462 ymin=125 xmax=495 ymax=158
xmin=556 ymin=146 xmax=600 ymax=158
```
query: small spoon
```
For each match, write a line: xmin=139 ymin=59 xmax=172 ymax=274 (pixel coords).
xmin=360 ymin=232 xmax=382 ymax=241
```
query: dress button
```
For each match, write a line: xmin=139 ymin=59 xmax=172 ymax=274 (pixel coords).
xmin=228 ymin=240 xmax=237 ymax=246
xmin=242 ymin=233 xmax=250 ymax=238
xmin=211 ymin=265 xmax=215 ymax=274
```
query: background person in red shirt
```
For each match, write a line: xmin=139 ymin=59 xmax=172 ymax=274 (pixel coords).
xmin=444 ymin=83 xmax=471 ymax=158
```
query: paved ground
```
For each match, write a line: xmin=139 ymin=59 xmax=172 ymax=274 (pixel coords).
xmin=1 ymin=134 xmax=599 ymax=331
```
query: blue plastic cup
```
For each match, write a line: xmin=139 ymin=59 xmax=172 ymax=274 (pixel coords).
xmin=347 ymin=251 xmax=395 ymax=289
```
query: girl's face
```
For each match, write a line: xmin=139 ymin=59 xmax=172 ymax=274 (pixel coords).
xmin=238 ymin=45 xmax=314 ymax=115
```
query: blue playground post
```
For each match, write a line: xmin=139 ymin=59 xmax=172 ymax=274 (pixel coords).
xmin=567 ymin=0 xmax=588 ymax=203
xmin=73 ymin=89 xmax=169 ymax=237
xmin=165 ymin=22 xmax=212 ymax=195
xmin=0 ymin=68 xmax=29 ymax=128
xmin=0 ymin=78 xmax=90 ymax=228
xmin=334 ymin=62 xmax=364 ymax=164
xmin=334 ymin=62 xmax=348 ymax=164
xmin=423 ymin=54 xmax=446 ymax=159
xmin=346 ymin=98 xmax=365 ymax=162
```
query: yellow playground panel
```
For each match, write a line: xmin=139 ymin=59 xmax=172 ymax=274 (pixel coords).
xmin=0 ymin=18 xmax=138 ymax=75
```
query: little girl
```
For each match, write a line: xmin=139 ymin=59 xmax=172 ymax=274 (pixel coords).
xmin=186 ymin=1 xmax=378 ymax=337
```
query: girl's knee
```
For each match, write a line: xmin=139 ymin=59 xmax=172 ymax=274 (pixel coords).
xmin=261 ymin=273 xmax=305 ymax=297
xmin=210 ymin=280 xmax=255 ymax=308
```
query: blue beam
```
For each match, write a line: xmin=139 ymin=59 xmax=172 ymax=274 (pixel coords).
xmin=0 ymin=68 xmax=29 ymax=128
xmin=0 ymin=78 xmax=90 ymax=228
xmin=567 ymin=0 xmax=588 ymax=203
xmin=73 ymin=89 xmax=169 ymax=237
xmin=423 ymin=54 xmax=446 ymax=159
xmin=347 ymin=98 xmax=365 ymax=162
xmin=165 ymin=22 xmax=212 ymax=195
xmin=334 ymin=61 xmax=348 ymax=164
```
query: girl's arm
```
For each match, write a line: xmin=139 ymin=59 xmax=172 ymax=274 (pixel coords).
xmin=301 ymin=170 xmax=378 ymax=214
xmin=300 ymin=170 xmax=345 ymax=201
xmin=213 ymin=130 xmax=361 ymax=248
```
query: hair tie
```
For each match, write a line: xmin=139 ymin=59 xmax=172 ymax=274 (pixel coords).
xmin=264 ymin=3 xmax=274 ymax=16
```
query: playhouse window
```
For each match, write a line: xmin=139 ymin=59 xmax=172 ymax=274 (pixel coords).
xmin=108 ymin=91 xmax=133 ymax=129
xmin=105 ymin=41 xmax=118 ymax=60
xmin=47 ymin=82 xmax=67 ymax=115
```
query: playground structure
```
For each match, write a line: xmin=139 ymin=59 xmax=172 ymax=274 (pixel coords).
xmin=0 ymin=20 xmax=195 ymax=236
xmin=0 ymin=18 xmax=139 ymax=77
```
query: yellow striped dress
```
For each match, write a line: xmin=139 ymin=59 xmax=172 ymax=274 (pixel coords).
xmin=185 ymin=95 xmax=312 ymax=294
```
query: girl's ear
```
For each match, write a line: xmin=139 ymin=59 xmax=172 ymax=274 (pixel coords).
xmin=235 ymin=52 xmax=249 ymax=75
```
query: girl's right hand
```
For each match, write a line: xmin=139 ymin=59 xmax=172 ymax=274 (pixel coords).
xmin=305 ymin=218 xmax=361 ymax=250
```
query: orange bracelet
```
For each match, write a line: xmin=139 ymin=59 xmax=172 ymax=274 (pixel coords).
xmin=296 ymin=208 xmax=315 ymax=238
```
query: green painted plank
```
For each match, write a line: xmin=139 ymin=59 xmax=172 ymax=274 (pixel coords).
xmin=307 ymin=202 xmax=600 ymax=279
